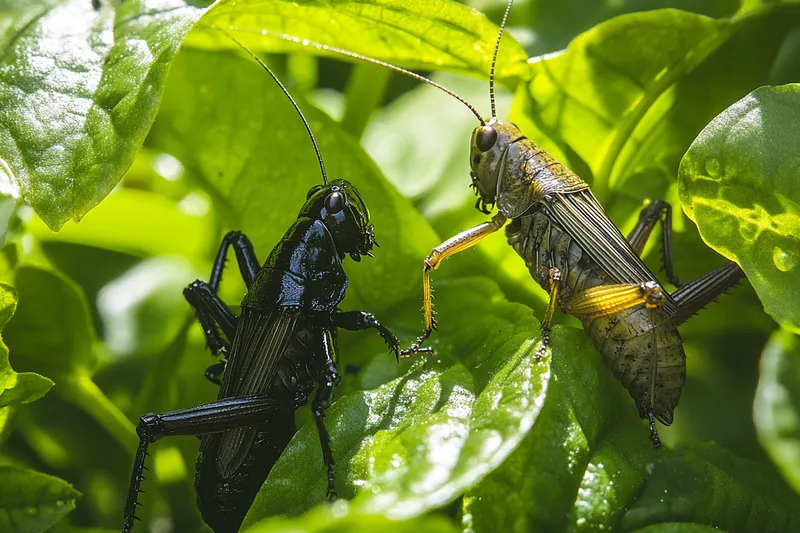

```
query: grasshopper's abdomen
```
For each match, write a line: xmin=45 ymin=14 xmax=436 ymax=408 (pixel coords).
xmin=579 ymin=307 xmax=684 ymax=424
xmin=507 ymin=211 xmax=611 ymax=293
xmin=507 ymin=210 xmax=685 ymax=425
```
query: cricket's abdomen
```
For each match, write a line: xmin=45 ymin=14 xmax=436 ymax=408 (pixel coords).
xmin=506 ymin=210 xmax=685 ymax=424
xmin=195 ymin=414 xmax=295 ymax=533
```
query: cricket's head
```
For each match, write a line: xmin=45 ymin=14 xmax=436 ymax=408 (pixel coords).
xmin=469 ymin=119 xmax=524 ymax=214
xmin=302 ymin=179 xmax=376 ymax=261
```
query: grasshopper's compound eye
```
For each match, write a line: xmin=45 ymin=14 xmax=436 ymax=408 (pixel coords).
xmin=306 ymin=185 xmax=324 ymax=199
xmin=325 ymin=191 xmax=344 ymax=214
xmin=475 ymin=125 xmax=498 ymax=152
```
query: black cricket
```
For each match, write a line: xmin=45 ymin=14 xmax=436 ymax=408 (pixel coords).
xmin=121 ymin=38 xmax=428 ymax=533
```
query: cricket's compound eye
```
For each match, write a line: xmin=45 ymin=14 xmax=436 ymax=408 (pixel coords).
xmin=475 ymin=125 xmax=498 ymax=152
xmin=325 ymin=191 xmax=344 ymax=214
xmin=306 ymin=185 xmax=323 ymax=199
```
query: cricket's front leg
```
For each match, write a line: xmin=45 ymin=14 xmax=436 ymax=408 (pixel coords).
xmin=333 ymin=310 xmax=432 ymax=361
xmin=311 ymin=327 xmax=341 ymax=502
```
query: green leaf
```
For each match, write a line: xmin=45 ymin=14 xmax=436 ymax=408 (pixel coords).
xmin=241 ymin=505 xmax=458 ymax=533
xmin=521 ymin=0 xmax=739 ymax=56
xmin=0 ymin=282 xmax=52 ymax=408
xmin=754 ymin=329 xmax=800 ymax=494
xmin=0 ymin=0 xmax=208 ymax=230
xmin=515 ymin=9 xmax=731 ymax=201
xmin=463 ymin=328 xmax=800 ymax=532
xmin=463 ymin=325 xmax=652 ymax=533
xmin=149 ymin=47 xmax=440 ymax=313
xmin=621 ymin=444 xmax=800 ymax=531
xmin=0 ymin=465 xmax=80 ymax=533
xmin=678 ymin=84 xmax=800 ymax=333
xmin=190 ymin=0 xmax=528 ymax=84
xmin=511 ymin=5 xmax=800 ymax=212
xmin=242 ymin=278 xmax=550 ymax=525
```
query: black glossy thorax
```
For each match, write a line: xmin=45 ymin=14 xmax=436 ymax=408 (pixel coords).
xmin=242 ymin=217 xmax=348 ymax=312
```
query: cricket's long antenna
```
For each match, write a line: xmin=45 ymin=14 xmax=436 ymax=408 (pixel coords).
xmin=209 ymin=25 xmax=486 ymax=126
xmin=221 ymin=29 xmax=328 ymax=185
xmin=489 ymin=0 xmax=514 ymax=119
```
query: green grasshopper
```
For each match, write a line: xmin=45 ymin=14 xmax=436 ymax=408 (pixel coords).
xmin=218 ymin=1 xmax=743 ymax=445
xmin=397 ymin=0 xmax=744 ymax=445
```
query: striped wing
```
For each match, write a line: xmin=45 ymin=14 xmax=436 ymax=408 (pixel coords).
xmin=212 ymin=308 xmax=301 ymax=478
xmin=547 ymin=190 xmax=678 ymax=316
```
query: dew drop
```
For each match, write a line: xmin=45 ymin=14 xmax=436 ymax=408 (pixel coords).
xmin=25 ymin=506 xmax=37 ymax=516
xmin=705 ymin=158 xmax=722 ymax=178
xmin=773 ymin=247 xmax=797 ymax=272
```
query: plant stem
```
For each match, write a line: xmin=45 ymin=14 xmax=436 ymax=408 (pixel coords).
xmin=341 ymin=63 xmax=391 ymax=140
xmin=61 ymin=372 xmax=138 ymax=455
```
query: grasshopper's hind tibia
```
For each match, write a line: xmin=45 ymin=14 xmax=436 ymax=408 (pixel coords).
xmin=401 ymin=213 xmax=507 ymax=356
xmin=122 ymin=395 xmax=299 ymax=533
xmin=184 ymin=231 xmax=260 ymax=384
xmin=671 ymin=262 xmax=743 ymax=324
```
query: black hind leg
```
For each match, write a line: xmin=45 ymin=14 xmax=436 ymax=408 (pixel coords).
xmin=122 ymin=394 xmax=300 ymax=532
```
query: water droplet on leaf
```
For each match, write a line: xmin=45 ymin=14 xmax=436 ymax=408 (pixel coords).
xmin=773 ymin=247 xmax=796 ymax=272
xmin=705 ymin=158 xmax=722 ymax=178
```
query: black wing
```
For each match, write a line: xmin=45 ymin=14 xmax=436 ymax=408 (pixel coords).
xmin=210 ymin=307 xmax=302 ymax=478
xmin=547 ymin=189 xmax=679 ymax=317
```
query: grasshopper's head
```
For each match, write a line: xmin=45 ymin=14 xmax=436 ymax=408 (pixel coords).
xmin=469 ymin=119 xmax=524 ymax=214
xmin=302 ymin=179 xmax=376 ymax=261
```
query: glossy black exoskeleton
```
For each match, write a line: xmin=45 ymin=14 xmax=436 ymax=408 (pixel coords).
xmin=121 ymin=35 xmax=429 ymax=533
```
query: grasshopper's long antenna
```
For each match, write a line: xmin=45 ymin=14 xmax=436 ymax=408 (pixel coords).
xmin=489 ymin=0 xmax=514 ymax=119
xmin=221 ymin=30 xmax=328 ymax=185
xmin=209 ymin=25 xmax=486 ymax=126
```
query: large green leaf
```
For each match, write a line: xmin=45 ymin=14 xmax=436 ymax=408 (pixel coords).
xmin=678 ymin=85 xmax=800 ymax=333
xmin=754 ymin=329 xmax=800 ymax=494
xmin=188 ymin=0 xmax=528 ymax=85
xmin=520 ymin=0 xmax=739 ymax=56
xmin=514 ymin=9 xmax=731 ymax=200
xmin=148 ymin=47 xmax=439 ymax=313
xmin=463 ymin=328 xmax=800 ymax=533
xmin=242 ymin=278 xmax=550 ymax=525
xmin=0 ymin=0 xmax=208 ymax=230
xmin=0 ymin=465 xmax=80 ymax=533
xmin=511 ymin=5 xmax=800 ymax=214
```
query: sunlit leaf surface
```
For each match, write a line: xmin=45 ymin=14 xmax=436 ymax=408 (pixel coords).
xmin=679 ymin=85 xmax=800 ymax=333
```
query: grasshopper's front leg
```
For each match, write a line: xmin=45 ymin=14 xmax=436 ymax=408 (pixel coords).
xmin=401 ymin=213 xmax=507 ymax=356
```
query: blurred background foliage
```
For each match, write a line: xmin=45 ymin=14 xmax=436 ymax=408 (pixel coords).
xmin=0 ymin=0 xmax=798 ymax=532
